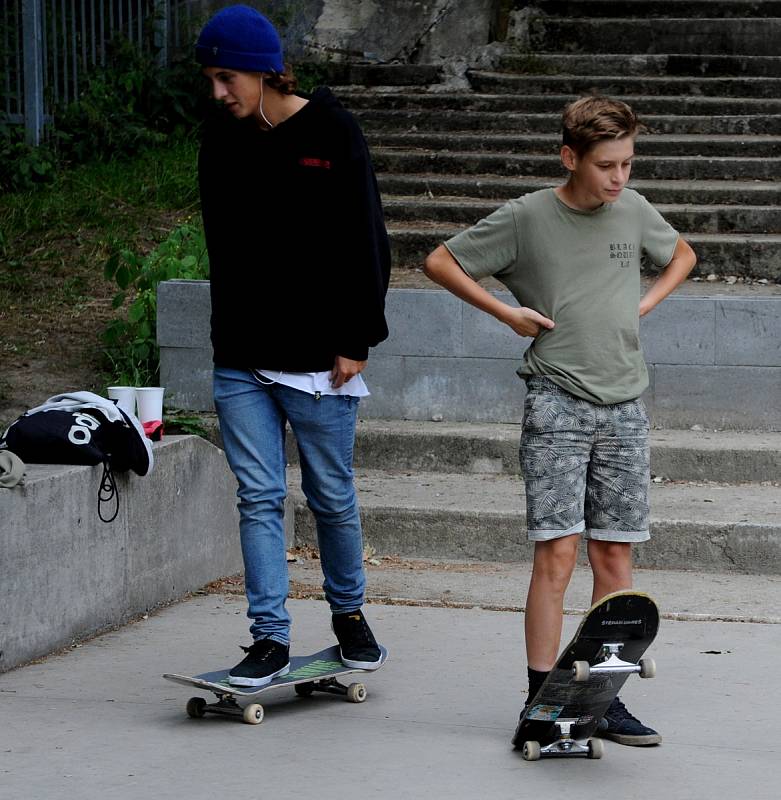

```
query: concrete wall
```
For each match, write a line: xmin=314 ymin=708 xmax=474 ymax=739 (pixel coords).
xmin=202 ymin=0 xmax=496 ymax=63
xmin=158 ymin=281 xmax=781 ymax=430
xmin=0 ymin=435 xmax=243 ymax=672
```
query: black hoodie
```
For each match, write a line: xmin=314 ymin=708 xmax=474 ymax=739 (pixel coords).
xmin=199 ymin=87 xmax=391 ymax=370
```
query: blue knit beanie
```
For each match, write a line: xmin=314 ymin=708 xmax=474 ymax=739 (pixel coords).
xmin=196 ymin=5 xmax=284 ymax=73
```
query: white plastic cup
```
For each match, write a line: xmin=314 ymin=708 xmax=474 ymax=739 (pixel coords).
xmin=135 ymin=387 xmax=165 ymax=424
xmin=107 ymin=386 xmax=137 ymax=417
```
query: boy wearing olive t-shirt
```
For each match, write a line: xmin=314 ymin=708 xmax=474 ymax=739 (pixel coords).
xmin=424 ymin=96 xmax=696 ymax=747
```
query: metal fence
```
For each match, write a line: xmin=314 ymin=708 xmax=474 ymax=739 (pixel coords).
xmin=1 ymin=0 xmax=202 ymax=145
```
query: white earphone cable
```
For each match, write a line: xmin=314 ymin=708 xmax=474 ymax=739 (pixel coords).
xmin=258 ymin=76 xmax=274 ymax=129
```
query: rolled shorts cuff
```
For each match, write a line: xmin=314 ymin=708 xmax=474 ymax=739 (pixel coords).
xmin=585 ymin=528 xmax=651 ymax=543
xmin=527 ymin=520 xmax=585 ymax=542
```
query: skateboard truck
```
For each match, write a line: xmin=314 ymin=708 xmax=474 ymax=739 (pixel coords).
xmin=572 ymin=643 xmax=657 ymax=682
xmin=522 ymin=722 xmax=604 ymax=761
xmin=293 ymin=676 xmax=367 ymax=701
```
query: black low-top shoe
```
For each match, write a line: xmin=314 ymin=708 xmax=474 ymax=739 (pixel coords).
xmin=596 ymin=696 xmax=662 ymax=746
xmin=228 ymin=638 xmax=290 ymax=687
xmin=332 ymin=609 xmax=382 ymax=669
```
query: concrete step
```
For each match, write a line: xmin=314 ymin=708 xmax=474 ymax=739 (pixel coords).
xmin=526 ymin=17 xmax=781 ymax=56
xmin=468 ymin=71 xmax=781 ymax=98
xmin=290 ymin=468 xmax=781 ymax=574
xmin=387 ymin=224 xmax=781 ymax=278
xmin=371 ymin=148 xmax=781 ymax=181
xmin=367 ymin=131 xmax=781 ymax=157
xmin=347 ymin=421 xmax=781 ymax=484
xmin=202 ymin=414 xmax=781 ymax=484
xmin=325 ymin=63 xmax=444 ymax=86
xmin=377 ymin=174 xmax=781 ymax=206
xmin=354 ymin=108 xmax=781 ymax=135
xmin=340 ymin=90 xmax=781 ymax=116
xmin=521 ymin=0 xmax=781 ymax=17
xmin=497 ymin=53 xmax=781 ymax=77
xmin=382 ymin=196 xmax=781 ymax=234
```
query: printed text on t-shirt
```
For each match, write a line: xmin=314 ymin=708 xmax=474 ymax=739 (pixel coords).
xmin=609 ymin=242 xmax=636 ymax=268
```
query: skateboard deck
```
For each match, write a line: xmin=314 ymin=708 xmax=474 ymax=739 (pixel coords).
xmin=513 ymin=590 xmax=659 ymax=760
xmin=164 ymin=644 xmax=388 ymax=724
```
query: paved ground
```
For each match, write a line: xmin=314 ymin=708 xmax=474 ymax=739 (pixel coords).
xmin=1 ymin=581 xmax=778 ymax=800
xmin=290 ymin=558 xmax=781 ymax=623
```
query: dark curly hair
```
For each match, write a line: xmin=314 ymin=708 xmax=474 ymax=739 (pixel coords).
xmin=264 ymin=66 xmax=298 ymax=95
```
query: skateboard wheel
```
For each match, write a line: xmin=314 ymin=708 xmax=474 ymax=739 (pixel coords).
xmin=346 ymin=683 xmax=367 ymax=703
xmin=587 ymin=738 xmax=604 ymax=759
xmin=295 ymin=682 xmax=315 ymax=697
xmin=242 ymin=703 xmax=264 ymax=725
xmin=522 ymin=741 xmax=541 ymax=761
xmin=572 ymin=660 xmax=591 ymax=682
xmin=639 ymin=657 xmax=656 ymax=679
xmin=186 ymin=697 xmax=206 ymax=718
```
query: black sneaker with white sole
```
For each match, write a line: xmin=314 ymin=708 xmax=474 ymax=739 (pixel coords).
xmin=596 ymin=696 xmax=662 ymax=746
xmin=332 ymin=609 xmax=382 ymax=669
xmin=228 ymin=638 xmax=290 ymax=687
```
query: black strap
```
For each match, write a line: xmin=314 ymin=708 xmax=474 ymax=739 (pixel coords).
xmin=98 ymin=460 xmax=119 ymax=523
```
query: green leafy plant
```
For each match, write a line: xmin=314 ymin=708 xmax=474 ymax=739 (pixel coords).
xmin=0 ymin=121 xmax=58 ymax=191
xmin=103 ymin=222 xmax=209 ymax=386
xmin=164 ymin=411 xmax=210 ymax=438
xmin=295 ymin=62 xmax=331 ymax=93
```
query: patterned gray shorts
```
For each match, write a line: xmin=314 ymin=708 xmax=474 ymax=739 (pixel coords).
xmin=519 ymin=376 xmax=650 ymax=543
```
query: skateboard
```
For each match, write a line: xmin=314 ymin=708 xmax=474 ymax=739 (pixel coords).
xmin=513 ymin=590 xmax=659 ymax=761
xmin=164 ymin=644 xmax=388 ymax=725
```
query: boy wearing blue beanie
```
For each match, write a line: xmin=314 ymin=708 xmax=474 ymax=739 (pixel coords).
xmin=196 ymin=5 xmax=390 ymax=687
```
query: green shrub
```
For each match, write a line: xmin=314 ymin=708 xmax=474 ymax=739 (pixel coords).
xmin=295 ymin=62 xmax=331 ymax=93
xmin=103 ymin=222 xmax=209 ymax=386
xmin=0 ymin=37 xmax=208 ymax=188
xmin=54 ymin=38 xmax=208 ymax=164
xmin=0 ymin=121 xmax=58 ymax=192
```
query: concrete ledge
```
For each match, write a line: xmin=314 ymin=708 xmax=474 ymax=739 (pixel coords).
xmin=0 ymin=436 xmax=242 ymax=672
xmin=159 ymin=282 xmax=781 ymax=430
xmin=289 ymin=469 xmax=781 ymax=574
xmin=344 ymin=420 xmax=781 ymax=483
xmin=295 ymin=504 xmax=781 ymax=574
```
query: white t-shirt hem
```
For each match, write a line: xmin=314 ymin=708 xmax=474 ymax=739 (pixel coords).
xmin=253 ymin=369 xmax=370 ymax=398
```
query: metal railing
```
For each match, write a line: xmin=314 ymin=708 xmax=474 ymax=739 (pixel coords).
xmin=1 ymin=0 xmax=201 ymax=145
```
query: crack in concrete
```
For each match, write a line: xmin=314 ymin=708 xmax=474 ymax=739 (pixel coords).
xmin=393 ymin=0 xmax=458 ymax=63
xmin=713 ymin=532 xmax=740 ymax=568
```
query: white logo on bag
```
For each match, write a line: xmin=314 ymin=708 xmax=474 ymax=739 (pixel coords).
xmin=68 ymin=413 xmax=100 ymax=445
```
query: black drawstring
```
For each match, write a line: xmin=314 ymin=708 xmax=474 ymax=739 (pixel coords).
xmin=98 ymin=460 xmax=119 ymax=523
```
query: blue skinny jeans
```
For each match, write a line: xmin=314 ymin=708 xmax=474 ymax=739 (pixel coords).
xmin=213 ymin=366 xmax=366 ymax=644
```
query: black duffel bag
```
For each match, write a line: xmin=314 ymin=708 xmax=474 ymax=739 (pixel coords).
xmin=0 ymin=391 xmax=153 ymax=521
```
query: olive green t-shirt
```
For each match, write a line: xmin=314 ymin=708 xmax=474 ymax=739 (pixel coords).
xmin=444 ymin=188 xmax=679 ymax=405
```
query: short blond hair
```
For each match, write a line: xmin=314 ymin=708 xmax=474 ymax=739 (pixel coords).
xmin=562 ymin=96 xmax=644 ymax=156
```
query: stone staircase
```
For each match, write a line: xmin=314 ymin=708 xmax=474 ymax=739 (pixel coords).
xmin=332 ymin=0 xmax=781 ymax=280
